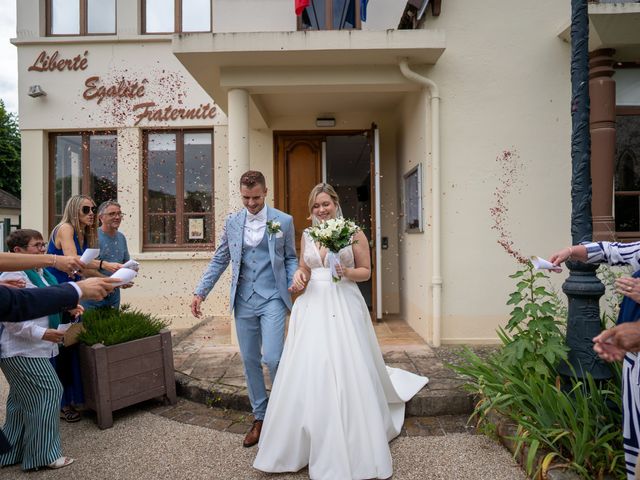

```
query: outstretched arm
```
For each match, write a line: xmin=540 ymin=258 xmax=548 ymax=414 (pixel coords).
xmin=0 ymin=252 xmax=84 ymax=276
xmin=191 ymin=219 xmax=232 ymax=317
xmin=550 ymin=241 xmax=640 ymax=271
xmin=0 ymin=283 xmax=79 ymax=321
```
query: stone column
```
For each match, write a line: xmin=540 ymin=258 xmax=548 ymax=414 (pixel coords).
xmin=589 ymin=48 xmax=616 ymax=241
xmin=227 ymin=89 xmax=250 ymax=211
xmin=227 ymin=90 xmax=250 ymax=347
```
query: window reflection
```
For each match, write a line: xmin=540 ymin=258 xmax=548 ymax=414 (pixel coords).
xmin=182 ymin=0 xmax=211 ymax=32
xmin=54 ymin=135 xmax=82 ymax=219
xmin=145 ymin=0 xmax=175 ymax=33
xmin=51 ymin=0 xmax=80 ymax=35
xmin=89 ymin=135 xmax=118 ymax=208
xmin=52 ymin=133 xmax=117 ymax=226
xmin=615 ymin=114 xmax=640 ymax=232
xmin=184 ymin=133 xmax=212 ymax=213
xmin=147 ymin=133 xmax=177 ymax=213
xmin=144 ymin=131 xmax=214 ymax=248
xmin=88 ymin=0 xmax=116 ymax=34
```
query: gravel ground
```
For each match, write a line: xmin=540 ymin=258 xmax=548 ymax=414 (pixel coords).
xmin=0 ymin=376 xmax=525 ymax=479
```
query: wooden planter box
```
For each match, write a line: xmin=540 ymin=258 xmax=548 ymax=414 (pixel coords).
xmin=79 ymin=329 xmax=177 ymax=429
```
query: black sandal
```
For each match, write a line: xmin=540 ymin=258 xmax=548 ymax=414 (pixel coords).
xmin=60 ymin=407 xmax=81 ymax=423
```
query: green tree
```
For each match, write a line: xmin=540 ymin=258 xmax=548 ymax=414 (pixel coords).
xmin=0 ymin=100 xmax=21 ymax=198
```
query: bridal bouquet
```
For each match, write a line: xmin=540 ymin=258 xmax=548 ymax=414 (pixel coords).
xmin=308 ymin=218 xmax=360 ymax=282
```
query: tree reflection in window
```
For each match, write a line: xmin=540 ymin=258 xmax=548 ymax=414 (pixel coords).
xmin=615 ymin=114 xmax=640 ymax=233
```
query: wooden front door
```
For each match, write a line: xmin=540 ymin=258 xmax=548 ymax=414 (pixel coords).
xmin=274 ymin=135 xmax=323 ymax=247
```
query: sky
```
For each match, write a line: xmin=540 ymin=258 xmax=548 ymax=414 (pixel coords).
xmin=0 ymin=1 xmax=18 ymax=114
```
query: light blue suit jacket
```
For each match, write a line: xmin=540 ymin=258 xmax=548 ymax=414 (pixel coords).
xmin=194 ymin=206 xmax=298 ymax=311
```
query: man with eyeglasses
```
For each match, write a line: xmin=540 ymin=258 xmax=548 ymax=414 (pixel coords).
xmin=83 ymin=201 xmax=131 ymax=310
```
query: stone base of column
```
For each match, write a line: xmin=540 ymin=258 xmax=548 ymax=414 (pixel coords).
xmin=557 ymin=261 xmax=611 ymax=380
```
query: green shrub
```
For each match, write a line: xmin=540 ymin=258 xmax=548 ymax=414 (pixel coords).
xmin=451 ymin=263 xmax=625 ymax=479
xmin=78 ymin=306 xmax=170 ymax=346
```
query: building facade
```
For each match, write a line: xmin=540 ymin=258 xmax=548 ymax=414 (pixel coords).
xmin=12 ymin=0 xmax=640 ymax=344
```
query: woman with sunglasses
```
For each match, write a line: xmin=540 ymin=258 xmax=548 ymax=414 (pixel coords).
xmin=46 ymin=195 xmax=121 ymax=423
xmin=0 ymin=229 xmax=82 ymax=470
xmin=47 ymin=195 xmax=120 ymax=284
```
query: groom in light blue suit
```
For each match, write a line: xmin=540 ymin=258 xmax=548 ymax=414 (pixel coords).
xmin=191 ymin=170 xmax=298 ymax=447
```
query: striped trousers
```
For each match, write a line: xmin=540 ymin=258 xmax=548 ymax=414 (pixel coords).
xmin=624 ymin=353 xmax=640 ymax=480
xmin=0 ymin=356 xmax=63 ymax=470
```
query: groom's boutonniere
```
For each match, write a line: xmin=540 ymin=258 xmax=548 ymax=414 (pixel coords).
xmin=267 ymin=220 xmax=283 ymax=239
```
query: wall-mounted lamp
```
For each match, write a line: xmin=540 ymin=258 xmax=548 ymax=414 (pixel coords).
xmin=28 ymin=85 xmax=47 ymax=98
xmin=316 ymin=117 xmax=336 ymax=127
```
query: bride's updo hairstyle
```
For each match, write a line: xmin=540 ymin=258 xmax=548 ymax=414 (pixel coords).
xmin=308 ymin=183 xmax=344 ymax=226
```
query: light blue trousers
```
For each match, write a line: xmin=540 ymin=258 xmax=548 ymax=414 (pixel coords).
xmin=234 ymin=293 xmax=287 ymax=420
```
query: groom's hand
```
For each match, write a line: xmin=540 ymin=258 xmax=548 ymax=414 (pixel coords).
xmin=191 ymin=295 xmax=204 ymax=318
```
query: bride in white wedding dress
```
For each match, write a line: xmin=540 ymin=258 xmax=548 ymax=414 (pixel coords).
xmin=253 ymin=183 xmax=428 ymax=480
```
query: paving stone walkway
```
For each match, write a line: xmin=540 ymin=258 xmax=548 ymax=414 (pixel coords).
xmin=171 ymin=316 xmax=477 ymax=417
xmin=150 ymin=398 xmax=477 ymax=438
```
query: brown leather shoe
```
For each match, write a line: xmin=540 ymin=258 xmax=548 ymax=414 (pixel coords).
xmin=243 ymin=419 xmax=263 ymax=448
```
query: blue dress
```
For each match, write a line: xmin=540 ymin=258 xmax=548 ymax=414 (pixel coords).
xmin=46 ymin=226 xmax=85 ymax=408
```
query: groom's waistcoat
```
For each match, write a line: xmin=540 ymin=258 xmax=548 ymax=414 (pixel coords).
xmin=236 ymin=232 xmax=278 ymax=301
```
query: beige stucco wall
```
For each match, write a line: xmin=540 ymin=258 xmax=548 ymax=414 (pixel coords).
xmin=15 ymin=0 xmax=577 ymax=341
xmin=397 ymin=90 xmax=431 ymax=341
xmin=396 ymin=0 xmax=572 ymax=343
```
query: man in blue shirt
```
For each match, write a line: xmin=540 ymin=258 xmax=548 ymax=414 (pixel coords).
xmin=83 ymin=200 xmax=131 ymax=310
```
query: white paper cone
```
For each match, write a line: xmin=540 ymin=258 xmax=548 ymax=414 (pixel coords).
xmin=80 ymin=248 xmax=100 ymax=264
xmin=110 ymin=267 xmax=137 ymax=286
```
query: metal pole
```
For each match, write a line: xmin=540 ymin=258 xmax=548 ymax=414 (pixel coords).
xmin=558 ymin=0 xmax=610 ymax=380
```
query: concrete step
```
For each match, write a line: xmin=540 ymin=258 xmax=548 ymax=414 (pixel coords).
xmin=173 ymin=349 xmax=476 ymax=418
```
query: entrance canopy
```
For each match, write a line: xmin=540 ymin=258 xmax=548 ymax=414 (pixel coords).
xmin=173 ymin=29 xmax=446 ymax=128
xmin=558 ymin=2 xmax=640 ymax=62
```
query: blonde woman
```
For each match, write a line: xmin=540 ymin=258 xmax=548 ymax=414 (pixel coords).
xmin=46 ymin=195 xmax=121 ymax=422
xmin=254 ymin=183 xmax=428 ymax=480
xmin=46 ymin=195 xmax=120 ymax=284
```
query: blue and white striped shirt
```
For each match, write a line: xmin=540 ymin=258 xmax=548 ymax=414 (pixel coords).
xmin=585 ymin=241 xmax=640 ymax=271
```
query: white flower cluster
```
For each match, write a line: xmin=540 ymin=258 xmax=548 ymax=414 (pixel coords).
xmin=309 ymin=218 xmax=360 ymax=253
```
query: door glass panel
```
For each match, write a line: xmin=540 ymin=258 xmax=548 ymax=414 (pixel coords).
xmin=326 ymin=134 xmax=372 ymax=309
xmin=53 ymin=135 xmax=83 ymax=224
xmin=88 ymin=0 xmax=116 ymax=34
xmin=51 ymin=0 xmax=80 ymax=34
xmin=147 ymin=133 xmax=177 ymax=213
xmin=183 ymin=132 xmax=212 ymax=213
xmin=183 ymin=0 xmax=211 ymax=32
xmin=145 ymin=0 xmax=174 ymax=32
xmin=89 ymin=135 xmax=118 ymax=207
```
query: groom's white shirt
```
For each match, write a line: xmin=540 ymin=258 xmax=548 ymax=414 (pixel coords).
xmin=244 ymin=205 xmax=267 ymax=247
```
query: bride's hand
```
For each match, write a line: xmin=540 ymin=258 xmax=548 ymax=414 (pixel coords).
xmin=289 ymin=269 xmax=307 ymax=293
